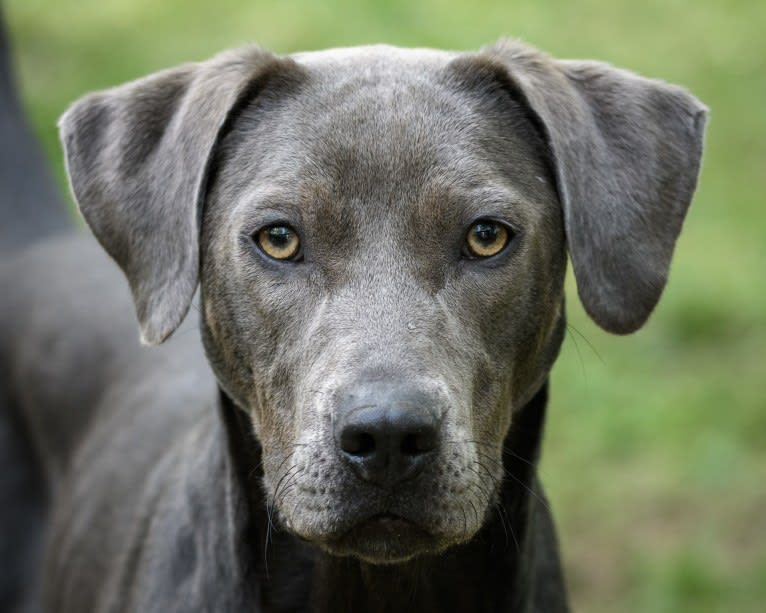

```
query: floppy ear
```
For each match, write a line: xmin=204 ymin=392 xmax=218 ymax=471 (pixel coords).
xmin=480 ymin=41 xmax=707 ymax=334
xmin=59 ymin=47 xmax=295 ymax=345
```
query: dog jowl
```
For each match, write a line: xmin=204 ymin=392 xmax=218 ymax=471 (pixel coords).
xmin=58 ymin=40 xmax=706 ymax=573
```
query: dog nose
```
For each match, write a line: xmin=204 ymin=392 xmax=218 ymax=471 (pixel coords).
xmin=334 ymin=383 xmax=440 ymax=486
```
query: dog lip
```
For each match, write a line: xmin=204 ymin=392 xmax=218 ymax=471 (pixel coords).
xmin=319 ymin=511 xmax=430 ymax=543
xmin=315 ymin=510 xmax=440 ymax=563
xmin=359 ymin=512 xmax=423 ymax=534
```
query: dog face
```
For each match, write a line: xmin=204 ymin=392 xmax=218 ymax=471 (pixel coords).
xmin=199 ymin=48 xmax=567 ymax=561
xmin=59 ymin=42 xmax=706 ymax=563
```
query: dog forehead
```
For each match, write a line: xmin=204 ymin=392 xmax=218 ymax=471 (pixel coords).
xmin=284 ymin=44 xmax=470 ymax=123
xmin=212 ymin=43 xmax=556 ymax=238
xmin=224 ymin=44 xmax=548 ymax=187
xmin=290 ymin=44 xmax=458 ymax=75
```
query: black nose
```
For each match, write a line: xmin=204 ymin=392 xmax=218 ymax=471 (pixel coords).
xmin=334 ymin=383 xmax=441 ymax=487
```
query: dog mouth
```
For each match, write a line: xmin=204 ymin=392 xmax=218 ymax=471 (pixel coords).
xmin=317 ymin=512 xmax=446 ymax=564
xmin=349 ymin=512 xmax=429 ymax=541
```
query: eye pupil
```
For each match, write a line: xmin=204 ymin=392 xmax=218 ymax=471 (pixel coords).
xmin=473 ymin=224 xmax=498 ymax=244
xmin=465 ymin=220 xmax=510 ymax=258
xmin=255 ymin=224 xmax=301 ymax=261
xmin=268 ymin=226 xmax=291 ymax=245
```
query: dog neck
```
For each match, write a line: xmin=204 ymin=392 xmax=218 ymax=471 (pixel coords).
xmin=219 ymin=383 xmax=553 ymax=613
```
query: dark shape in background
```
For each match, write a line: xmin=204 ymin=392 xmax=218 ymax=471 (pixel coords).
xmin=0 ymin=6 xmax=68 ymax=255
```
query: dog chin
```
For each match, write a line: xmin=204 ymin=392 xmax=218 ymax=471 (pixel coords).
xmin=314 ymin=514 xmax=458 ymax=565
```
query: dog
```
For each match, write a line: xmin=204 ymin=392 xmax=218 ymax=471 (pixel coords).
xmin=0 ymin=16 xmax=706 ymax=612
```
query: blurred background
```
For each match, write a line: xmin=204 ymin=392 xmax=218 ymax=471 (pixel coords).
xmin=4 ymin=0 xmax=765 ymax=610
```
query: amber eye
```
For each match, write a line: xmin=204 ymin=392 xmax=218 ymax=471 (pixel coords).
xmin=255 ymin=224 xmax=302 ymax=261
xmin=464 ymin=220 xmax=511 ymax=258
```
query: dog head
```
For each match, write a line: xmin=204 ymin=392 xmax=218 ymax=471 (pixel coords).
xmin=60 ymin=41 xmax=705 ymax=563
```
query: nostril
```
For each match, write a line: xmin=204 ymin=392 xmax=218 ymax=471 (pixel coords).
xmin=401 ymin=429 xmax=437 ymax=456
xmin=340 ymin=428 xmax=376 ymax=456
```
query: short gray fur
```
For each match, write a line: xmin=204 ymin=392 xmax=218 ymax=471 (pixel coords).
xmin=1 ymin=31 xmax=705 ymax=613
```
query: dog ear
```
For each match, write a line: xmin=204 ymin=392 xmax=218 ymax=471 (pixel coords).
xmin=475 ymin=41 xmax=707 ymax=334
xmin=59 ymin=48 xmax=296 ymax=345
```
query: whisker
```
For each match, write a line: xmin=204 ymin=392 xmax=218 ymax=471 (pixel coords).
xmin=445 ymin=438 xmax=554 ymax=493
xmin=272 ymin=454 xmax=297 ymax=483
xmin=567 ymin=322 xmax=604 ymax=365
xmin=276 ymin=469 xmax=304 ymax=508
xmin=503 ymin=470 xmax=551 ymax=514
xmin=465 ymin=464 xmax=495 ymax=501
xmin=263 ymin=515 xmax=272 ymax=581
xmin=466 ymin=456 xmax=519 ymax=552
xmin=467 ymin=497 xmax=480 ymax=529
xmin=565 ymin=323 xmax=588 ymax=382
xmin=494 ymin=501 xmax=509 ymax=547
xmin=272 ymin=464 xmax=300 ymax=504
xmin=496 ymin=501 xmax=520 ymax=553
xmin=445 ymin=439 xmax=539 ymax=471
xmin=474 ymin=460 xmax=501 ymax=490
xmin=268 ymin=464 xmax=300 ymax=533
xmin=500 ymin=447 xmax=539 ymax=471
xmin=473 ymin=456 xmax=552 ymax=515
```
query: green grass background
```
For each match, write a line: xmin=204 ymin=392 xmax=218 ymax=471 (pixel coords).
xmin=5 ymin=0 xmax=765 ymax=610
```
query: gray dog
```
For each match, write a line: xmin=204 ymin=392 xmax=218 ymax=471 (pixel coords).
xmin=0 ymin=21 xmax=705 ymax=613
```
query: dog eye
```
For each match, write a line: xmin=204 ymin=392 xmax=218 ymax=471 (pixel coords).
xmin=255 ymin=225 xmax=302 ymax=261
xmin=464 ymin=220 xmax=511 ymax=259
